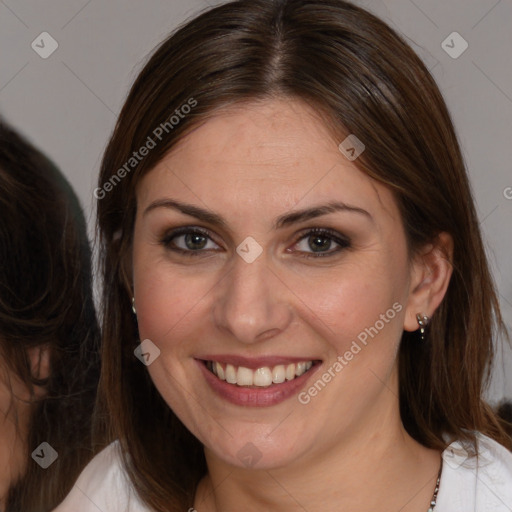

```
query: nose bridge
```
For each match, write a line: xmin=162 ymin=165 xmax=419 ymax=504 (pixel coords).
xmin=212 ymin=252 xmax=292 ymax=344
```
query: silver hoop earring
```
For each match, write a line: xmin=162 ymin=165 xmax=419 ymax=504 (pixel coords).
xmin=416 ymin=313 xmax=429 ymax=341
xmin=132 ymin=297 xmax=137 ymax=315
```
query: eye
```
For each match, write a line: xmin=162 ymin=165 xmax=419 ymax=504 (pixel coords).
xmin=160 ymin=227 xmax=220 ymax=256
xmin=160 ymin=226 xmax=350 ymax=258
xmin=291 ymin=228 xmax=351 ymax=257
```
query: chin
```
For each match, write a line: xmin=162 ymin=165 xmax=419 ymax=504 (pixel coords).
xmin=202 ymin=425 xmax=314 ymax=471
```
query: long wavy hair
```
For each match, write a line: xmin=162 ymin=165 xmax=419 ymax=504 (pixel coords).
xmin=95 ymin=0 xmax=511 ymax=510
xmin=0 ymin=120 xmax=102 ymax=511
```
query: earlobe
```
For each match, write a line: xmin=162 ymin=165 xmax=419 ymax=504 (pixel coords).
xmin=403 ymin=232 xmax=454 ymax=333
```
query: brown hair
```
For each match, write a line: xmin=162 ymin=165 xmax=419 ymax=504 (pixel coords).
xmin=95 ymin=0 xmax=511 ymax=509
xmin=0 ymin=120 xmax=101 ymax=511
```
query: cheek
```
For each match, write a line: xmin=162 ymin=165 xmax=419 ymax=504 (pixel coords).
xmin=132 ymin=265 xmax=206 ymax=416
xmin=132 ymin=239 xmax=224 ymax=362
xmin=134 ymin=265 xmax=207 ymax=347
xmin=290 ymin=259 xmax=406 ymax=353
xmin=291 ymin=266 xmax=407 ymax=420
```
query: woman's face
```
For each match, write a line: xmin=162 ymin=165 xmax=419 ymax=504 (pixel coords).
xmin=133 ymin=98 xmax=423 ymax=470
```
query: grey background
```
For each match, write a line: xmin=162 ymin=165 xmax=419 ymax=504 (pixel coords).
xmin=1 ymin=0 xmax=511 ymax=401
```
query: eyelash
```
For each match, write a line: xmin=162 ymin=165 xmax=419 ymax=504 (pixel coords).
xmin=159 ymin=226 xmax=351 ymax=259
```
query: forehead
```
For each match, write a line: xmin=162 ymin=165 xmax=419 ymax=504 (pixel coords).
xmin=137 ymin=99 xmax=399 ymax=225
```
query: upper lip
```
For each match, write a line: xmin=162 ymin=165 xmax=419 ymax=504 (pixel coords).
xmin=197 ymin=355 xmax=321 ymax=369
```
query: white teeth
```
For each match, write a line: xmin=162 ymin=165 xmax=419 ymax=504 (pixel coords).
xmin=225 ymin=364 xmax=237 ymax=384
xmin=237 ymin=366 xmax=254 ymax=386
xmin=253 ymin=367 xmax=273 ymax=386
xmin=215 ymin=362 xmax=225 ymax=380
xmin=295 ymin=362 xmax=307 ymax=376
xmin=208 ymin=361 xmax=315 ymax=387
xmin=272 ymin=365 xmax=286 ymax=384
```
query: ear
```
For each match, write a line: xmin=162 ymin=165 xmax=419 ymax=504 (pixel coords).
xmin=27 ymin=345 xmax=50 ymax=380
xmin=26 ymin=344 xmax=51 ymax=398
xmin=403 ymin=232 xmax=454 ymax=332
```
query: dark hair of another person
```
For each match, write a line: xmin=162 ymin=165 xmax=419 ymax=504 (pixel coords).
xmin=94 ymin=0 xmax=512 ymax=510
xmin=0 ymin=120 xmax=102 ymax=511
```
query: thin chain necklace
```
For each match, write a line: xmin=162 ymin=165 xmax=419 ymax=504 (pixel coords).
xmin=427 ymin=457 xmax=443 ymax=511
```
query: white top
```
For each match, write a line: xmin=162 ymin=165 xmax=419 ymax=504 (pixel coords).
xmin=53 ymin=432 xmax=512 ymax=511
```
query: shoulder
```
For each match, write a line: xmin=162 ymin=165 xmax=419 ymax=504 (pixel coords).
xmin=52 ymin=441 xmax=151 ymax=512
xmin=436 ymin=432 xmax=512 ymax=511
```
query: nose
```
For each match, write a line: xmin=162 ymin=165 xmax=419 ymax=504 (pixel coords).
xmin=212 ymin=252 xmax=294 ymax=345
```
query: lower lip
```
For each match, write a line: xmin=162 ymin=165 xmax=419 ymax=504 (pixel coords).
xmin=196 ymin=360 xmax=321 ymax=407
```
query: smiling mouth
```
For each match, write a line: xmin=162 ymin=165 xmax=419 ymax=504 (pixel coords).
xmin=204 ymin=360 xmax=320 ymax=388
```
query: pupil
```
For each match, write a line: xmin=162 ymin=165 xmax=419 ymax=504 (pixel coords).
xmin=309 ymin=235 xmax=330 ymax=252
xmin=185 ymin=233 xmax=207 ymax=250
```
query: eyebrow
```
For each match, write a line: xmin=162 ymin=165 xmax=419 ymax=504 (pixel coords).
xmin=143 ymin=198 xmax=373 ymax=229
